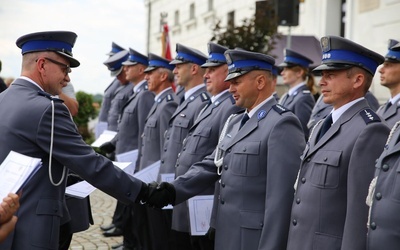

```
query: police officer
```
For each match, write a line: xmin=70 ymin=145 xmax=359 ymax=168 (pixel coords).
xmin=279 ymin=48 xmax=316 ymax=138
xmin=157 ymin=43 xmax=210 ymax=249
xmin=376 ymin=39 xmax=400 ymax=128
xmin=146 ymin=49 xmax=306 ymax=250
xmin=0 ymin=30 xmax=150 ymax=250
xmin=172 ymin=42 xmax=242 ymax=250
xmin=96 ymin=42 xmax=127 ymax=138
xmin=138 ymin=53 xmax=178 ymax=250
xmin=286 ymin=36 xmax=390 ymax=250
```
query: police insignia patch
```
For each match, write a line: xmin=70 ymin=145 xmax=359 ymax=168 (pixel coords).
xmin=321 ymin=37 xmax=330 ymax=52
xmin=258 ymin=110 xmax=267 ymax=120
xmin=360 ymin=109 xmax=381 ymax=124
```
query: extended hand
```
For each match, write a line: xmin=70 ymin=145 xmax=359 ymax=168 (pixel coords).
xmin=146 ymin=182 xmax=176 ymax=209
xmin=99 ymin=141 xmax=115 ymax=154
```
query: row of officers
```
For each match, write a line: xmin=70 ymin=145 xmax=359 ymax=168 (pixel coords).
xmin=2 ymin=29 xmax=400 ymax=250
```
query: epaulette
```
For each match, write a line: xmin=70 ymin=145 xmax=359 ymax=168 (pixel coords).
xmin=200 ymin=92 xmax=210 ymax=102
xmin=360 ymin=108 xmax=381 ymax=124
xmin=302 ymin=90 xmax=311 ymax=94
xmin=166 ymin=94 xmax=173 ymax=102
xmin=272 ymin=104 xmax=290 ymax=114
xmin=38 ymin=90 xmax=64 ymax=103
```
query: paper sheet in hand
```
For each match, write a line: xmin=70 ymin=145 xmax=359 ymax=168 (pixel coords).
xmin=116 ymin=149 xmax=139 ymax=167
xmin=95 ymin=121 xmax=108 ymax=139
xmin=188 ymin=195 xmax=214 ymax=235
xmin=132 ymin=160 xmax=160 ymax=183
xmin=65 ymin=161 xmax=132 ymax=198
xmin=0 ymin=151 xmax=42 ymax=199
xmin=91 ymin=130 xmax=117 ymax=147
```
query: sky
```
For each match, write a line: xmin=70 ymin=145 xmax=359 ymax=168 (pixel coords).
xmin=0 ymin=0 xmax=146 ymax=95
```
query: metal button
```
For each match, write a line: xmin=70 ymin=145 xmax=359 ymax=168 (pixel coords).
xmin=323 ymin=157 xmax=327 ymax=161
xmin=382 ymin=164 xmax=389 ymax=172
xmin=370 ymin=222 xmax=376 ymax=230
xmin=224 ymin=165 xmax=228 ymax=170
xmin=292 ymin=219 xmax=297 ymax=226
xmin=296 ymin=198 xmax=300 ymax=204
xmin=221 ymin=182 xmax=225 ymax=188
xmin=221 ymin=199 xmax=225 ymax=204
xmin=375 ymin=192 xmax=382 ymax=200
xmin=301 ymin=177 xmax=306 ymax=183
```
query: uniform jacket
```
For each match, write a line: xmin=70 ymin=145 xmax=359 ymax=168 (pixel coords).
xmin=367 ymin=122 xmax=400 ymax=250
xmin=107 ymin=83 xmax=133 ymax=131
xmin=172 ymin=91 xmax=243 ymax=232
xmin=172 ymin=98 xmax=305 ymax=250
xmin=157 ymin=85 xmax=210 ymax=181
xmin=376 ymin=100 xmax=400 ymax=128
xmin=111 ymin=82 xmax=154 ymax=169
xmin=98 ymin=78 xmax=121 ymax=122
xmin=138 ymin=88 xmax=178 ymax=171
xmin=279 ymin=84 xmax=315 ymax=138
xmin=287 ymin=99 xmax=390 ymax=250
xmin=0 ymin=78 xmax=143 ymax=250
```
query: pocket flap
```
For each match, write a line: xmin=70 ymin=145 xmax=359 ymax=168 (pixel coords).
xmin=233 ymin=141 xmax=260 ymax=155
xmin=36 ymin=199 xmax=63 ymax=217
xmin=146 ymin=118 xmax=157 ymax=128
xmin=240 ymin=210 xmax=264 ymax=229
xmin=312 ymin=150 xmax=341 ymax=166
xmin=194 ymin=126 xmax=211 ymax=137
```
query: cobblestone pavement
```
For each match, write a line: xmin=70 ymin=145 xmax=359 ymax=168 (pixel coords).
xmin=69 ymin=189 xmax=122 ymax=250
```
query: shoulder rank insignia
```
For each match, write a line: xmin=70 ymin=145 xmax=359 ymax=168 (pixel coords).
xmin=360 ymin=108 xmax=381 ymax=124
xmin=272 ymin=104 xmax=290 ymax=114
xmin=302 ymin=90 xmax=311 ymax=94
xmin=37 ymin=90 xmax=64 ymax=102
xmin=200 ymin=92 xmax=210 ymax=102
xmin=166 ymin=94 xmax=173 ymax=102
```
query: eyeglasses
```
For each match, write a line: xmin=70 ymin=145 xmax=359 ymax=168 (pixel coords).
xmin=38 ymin=57 xmax=71 ymax=76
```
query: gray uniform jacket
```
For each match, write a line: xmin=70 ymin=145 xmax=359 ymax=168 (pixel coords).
xmin=172 ymin=98 xmax=305 ymax=250
xmin=287 ymin=99 xmax=390 ymax=250
xmin=107 ymin=83 xmax=133 ymax=131
xmin=111 ymin=82 xmax=154 ymax=169
xmin=367 ymin=123 xmax=400 ymax=250
xmin=376 ymin=100 xmax=400 ymax=128
xmin=98 ymin=78 xmax=121 ymax=122
xmin=172 ymin=91 xmax=243 ymax=232
xmin=279 ymin=84 xmax=315 ymax=138
xmin=157 ymin=86 xmax=210 ymax=181
xmin=138 ymin=89 xmax=178 ymax=171
xmin=308 ymin=91 xmax=381 ymax=131
xmin=0 ymin=79 xmax=143 ymax=250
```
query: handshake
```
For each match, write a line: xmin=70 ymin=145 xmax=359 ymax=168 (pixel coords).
xmin=137 ymin=181 xmax=176 ymax=208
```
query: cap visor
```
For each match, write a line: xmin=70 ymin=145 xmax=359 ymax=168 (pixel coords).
xmin=312 ymin=63 xmax=352 ymax=73
xmin=56 ymin=51 xmax=80 ymax=67
xmin=144 ymin=66 xmax=157 ymax=73
xmin=110 ymin=67 xmax=123 ymax=77
xmin=201 ymin=61 xmax=224 ymax=68
xmin=169 ymin=59 xmax=185 ymax=65
xmin=224 ymin=71 xmax=248 ymax=82
xmin=122 ymin=61 xmax=138 ymax=66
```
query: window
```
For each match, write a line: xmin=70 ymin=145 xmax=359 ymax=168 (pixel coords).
xmin=227 ymin=11 xmax=235 ymax=29
xmin=174 ymin=10 xmax=180 ymax=25
xmin=189 ymin=3 xmax=195 ymax=20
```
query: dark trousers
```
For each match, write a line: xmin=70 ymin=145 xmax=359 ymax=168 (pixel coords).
xmin=146 ymin=208 xmax=175 ymax=250
xmin=171 ymin=230 xmax=214 ymax=250
xmin=112 ymin=200 xmax=127 ymax=229
xmin=123 ymin=203 xmax=150 ymax=250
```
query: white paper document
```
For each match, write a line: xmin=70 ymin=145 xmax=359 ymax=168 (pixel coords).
xmin=188 ymin=195 xmax=214 ymax=235
xmin=132 ymin=161 xmax=160 ymax=183
xmin=65 ymin=161 xmax=133 ymax=199
xmin=95 ymin=121 xmax=108 ymax=139
xmin=0 ymin=151 xmax=42 ymax=199
xmin=91 ymin=129 xmax=117 ymax=147
xmin=116 ymin=149 xmax=139 ymax=167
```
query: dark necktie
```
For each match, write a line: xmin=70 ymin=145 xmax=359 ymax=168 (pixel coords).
xmin=317 ymin=113 xmax=333 ymax=141
xmin=239 ymin=113 xmax=250 ymax=130
xmin=384 ymin=101 xmax=392 ymax=112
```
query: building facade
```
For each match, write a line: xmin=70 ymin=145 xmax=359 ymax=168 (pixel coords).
xmin=144 ymin=0 xmax=400 ymax=102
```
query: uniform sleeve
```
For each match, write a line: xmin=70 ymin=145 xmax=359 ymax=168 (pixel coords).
xmin=259 ymin=114 xmax=306 ymax=250
xmin=341 ymin=122 xmax=389 ymax=249
xmin=36 ymin=102 xmax=143 ymax=204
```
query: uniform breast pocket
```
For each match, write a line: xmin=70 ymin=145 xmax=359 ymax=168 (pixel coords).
xmin=189 ymin=126 xmax=212 ymax=154
xmin=172 ymin=116 xmax=190 ymax=142
xmin=145 ymin=118 xmax=158 ymax=141
xmin=309 ymin=150 xmax=342 ymax=188
xmin=230 ymin=141 xmax=260 ymax=176
xmin=122 ymin=107 xmax=136 ymax=125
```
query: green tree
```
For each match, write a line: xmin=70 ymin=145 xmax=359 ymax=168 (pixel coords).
xmin=210 ymin=1 xmax=279 ymax=53
xmin=73 ymin=91 xmax=98 ymax=142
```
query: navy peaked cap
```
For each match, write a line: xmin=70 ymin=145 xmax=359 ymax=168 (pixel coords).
xmin=313 ymin=36 xmax=384 ymax=75
xmin=224 ymin=49 xmax=275 ymax=81
xmin=385 ymin=39 xmax=400 ymax=63
xmin=16 ymin=31 xmax=80 ymax=67
xmin=201 ymin=42 xmax=229 ymax=68
xmin=144 ymin=53 xmax=175 ymax=72
xmin=279 ymin=48 xmax=313 ymax=68
xmin=103 ymin=50 xmax=129 ymax=76
xmin=107 ymin=42 xmax=126 ymax=56
xmin=170 ymin=43 xmax=207 ymax=66
xmin=122 ymin=48 xmax=149 ymax=66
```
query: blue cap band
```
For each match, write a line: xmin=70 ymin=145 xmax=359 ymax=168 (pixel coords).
xmin=208 ymin=53 xmax=226 ymax=62
xmin=284 ymin=55 xmax=310 ymax=67
xmin=386 ymin=50 xmax=400 ymax=61
xmin=228 ymin=59 xmax=273 ymax=72
xmin=149 ymin=60 xmax=174 ymax=71
xmin=322 ymin=49 xmax=379 ymax=73
xmin=21 ymin=40 xmax=72 ymax=55
xmin=176 ymin=52 xmax=205 ymax=65
xmin=128 ymin=54 xmax=148 ymax=66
